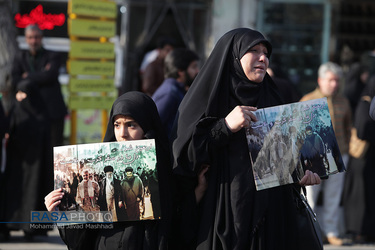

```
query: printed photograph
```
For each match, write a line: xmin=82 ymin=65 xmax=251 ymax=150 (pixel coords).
xmin=53 ymin=139 xmax=160 ymax=222
xmin=248 ymin=98 xmax=345 ymax=190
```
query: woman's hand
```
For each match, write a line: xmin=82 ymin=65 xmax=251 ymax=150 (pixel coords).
xmin=299 ymin=170 xmax=321 ymax=186
xmin=44 ymin=188 xmax=64 ymax=211
xmin=225 ymin=106 xmax=258 ymax=133
xmin=195 ymin=165 xmax=210 ymax=204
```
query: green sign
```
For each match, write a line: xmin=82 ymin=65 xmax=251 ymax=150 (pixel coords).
xmin=69 ymin=78 xmax=115 ymax=92
xmin=68 ymin=18 xmax=116 ymax=38
xmin=70 ymin=0 xmax=117 ymax=19
xmin=69 ymin=95 xmax=116 ymax=109
xmin=70 ymin=41 xmax=115 ymax=59
xmin=68 ymin=60 xmax=115 ymax=76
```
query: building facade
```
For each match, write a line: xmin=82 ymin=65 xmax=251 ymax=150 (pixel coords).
xmin=10 ymin=0 xmax=375 ymax=96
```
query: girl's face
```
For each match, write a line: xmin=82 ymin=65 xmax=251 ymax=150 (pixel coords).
xmin=113 ymin=115 xmax=145 ymax=141
xmin=240 ymin=43 xmax=269 ymax=83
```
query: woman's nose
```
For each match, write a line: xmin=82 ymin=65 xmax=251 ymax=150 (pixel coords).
xmin=259 ymin=53 xmax=267 ymax=61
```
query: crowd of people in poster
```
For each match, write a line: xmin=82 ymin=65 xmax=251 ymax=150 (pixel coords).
xmin=247 ymin=98 xmax=345 ymax=190
xmin=53 ymin=139 xmax=160 ymax=222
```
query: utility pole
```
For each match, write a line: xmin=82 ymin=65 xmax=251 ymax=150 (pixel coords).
xmin=0 ymin=0 xmax=18 ymax=113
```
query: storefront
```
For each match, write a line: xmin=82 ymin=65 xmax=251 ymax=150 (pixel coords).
xmin=9 ymin=0 xmax=375 ymax=139
xmin=256 ymin=0 xmax=375 ymax=95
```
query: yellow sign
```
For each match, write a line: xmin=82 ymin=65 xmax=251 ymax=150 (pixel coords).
xmin=68 ymin=60 xmax=115 ymax=76
xmin=69 ymin=95 xmax=116 ymax=109
xmin=68 ymin=18 xmax=116 ymax=38
xmin=70 ymin=41 xmax=115 ymax=59
xmin=69 ymin=0 xmax=117 ymax=19
xmin=69 ymin=78 xmax=115 ymax=92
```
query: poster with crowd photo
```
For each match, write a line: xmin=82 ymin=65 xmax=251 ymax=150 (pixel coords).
xmin=53 ymin=139 xmax=160 ymax=222
xmin=248 ymin=98 xmax=345 ymax=191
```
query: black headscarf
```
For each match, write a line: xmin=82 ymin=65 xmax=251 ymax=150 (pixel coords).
xmin=173 ymin=28 xmax=282 ymax=173
xmin=103 ymin=91 xmax=172 ymax=249
xmin=104 ymin=91 xmax=168 ymax=145
xmin=103 ymin=90 xmax=171 ymax=205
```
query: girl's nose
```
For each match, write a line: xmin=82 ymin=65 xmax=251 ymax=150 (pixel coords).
xmin=120 ymin=127 xmax=128 ymax=138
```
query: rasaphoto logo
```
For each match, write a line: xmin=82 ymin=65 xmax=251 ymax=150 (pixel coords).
xmin=31 ymin=211 xmax=113 ymax=225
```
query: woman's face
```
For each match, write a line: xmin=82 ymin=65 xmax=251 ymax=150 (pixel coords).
xmin=240 ymin=43 xmax=269 ymax=83
xmin=113 ymin=115 xmax=145 ymax=141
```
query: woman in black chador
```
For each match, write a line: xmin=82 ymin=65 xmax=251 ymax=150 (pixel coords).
xmin=172 ymin=28 xmax=321 ymax=250
xmin=343 ymin=70 xmax=375 ymax=243
xmin=45 ymin=91 xmax=173 ymax=249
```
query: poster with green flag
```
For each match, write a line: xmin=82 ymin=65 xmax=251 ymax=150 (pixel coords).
xmin=54 ymin=139 xmax=160 ymax=222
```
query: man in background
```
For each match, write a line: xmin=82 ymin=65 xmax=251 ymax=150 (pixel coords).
xmin=141 ymin=36 xmax=175 ymax=96
xmin=11 ymin=24 xmax=67 ymax=147
xmin=152 ymin=48 xmax=200 ymax=137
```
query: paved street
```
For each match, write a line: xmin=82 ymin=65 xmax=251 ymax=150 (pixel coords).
xmin=1 ymin=228 xmax=375 ymax=250
xmin=0 ymin=229 xmax=66 ymax=250
xmin=325 ymin=245 xmax=375 ymax=250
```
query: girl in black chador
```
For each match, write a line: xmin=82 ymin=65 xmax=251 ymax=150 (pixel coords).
xmin=45 ymin=91 xmax=173 ymax=249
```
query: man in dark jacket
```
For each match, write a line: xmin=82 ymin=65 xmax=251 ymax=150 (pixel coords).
xmin=11 ymin=24 xmax=67 ymax=147
xmin=141 ymin=36 xmax=175 ymax=96
xmin=152 ymin=48 xmax=199 ymax=137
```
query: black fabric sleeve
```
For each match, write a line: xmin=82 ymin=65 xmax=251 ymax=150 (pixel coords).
xmin=187 ymin=117 xmax=232 ymax=171
xmin=171 ymin=174 xmax=199 ymax=248
xmin=171 ymin=117 xmax=233 ymax=247
xmin=26 ymin=51 xmax=61 ymax=87
xmin=11 ymin=53 xmax=25 ymax=91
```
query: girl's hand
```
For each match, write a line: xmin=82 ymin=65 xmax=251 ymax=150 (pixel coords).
xmin=44 ymin=188 xmax=65 ymax=211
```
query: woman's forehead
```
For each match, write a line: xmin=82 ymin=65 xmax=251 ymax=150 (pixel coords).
xmin=250 ymin=42 xmax=267 ymax=50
